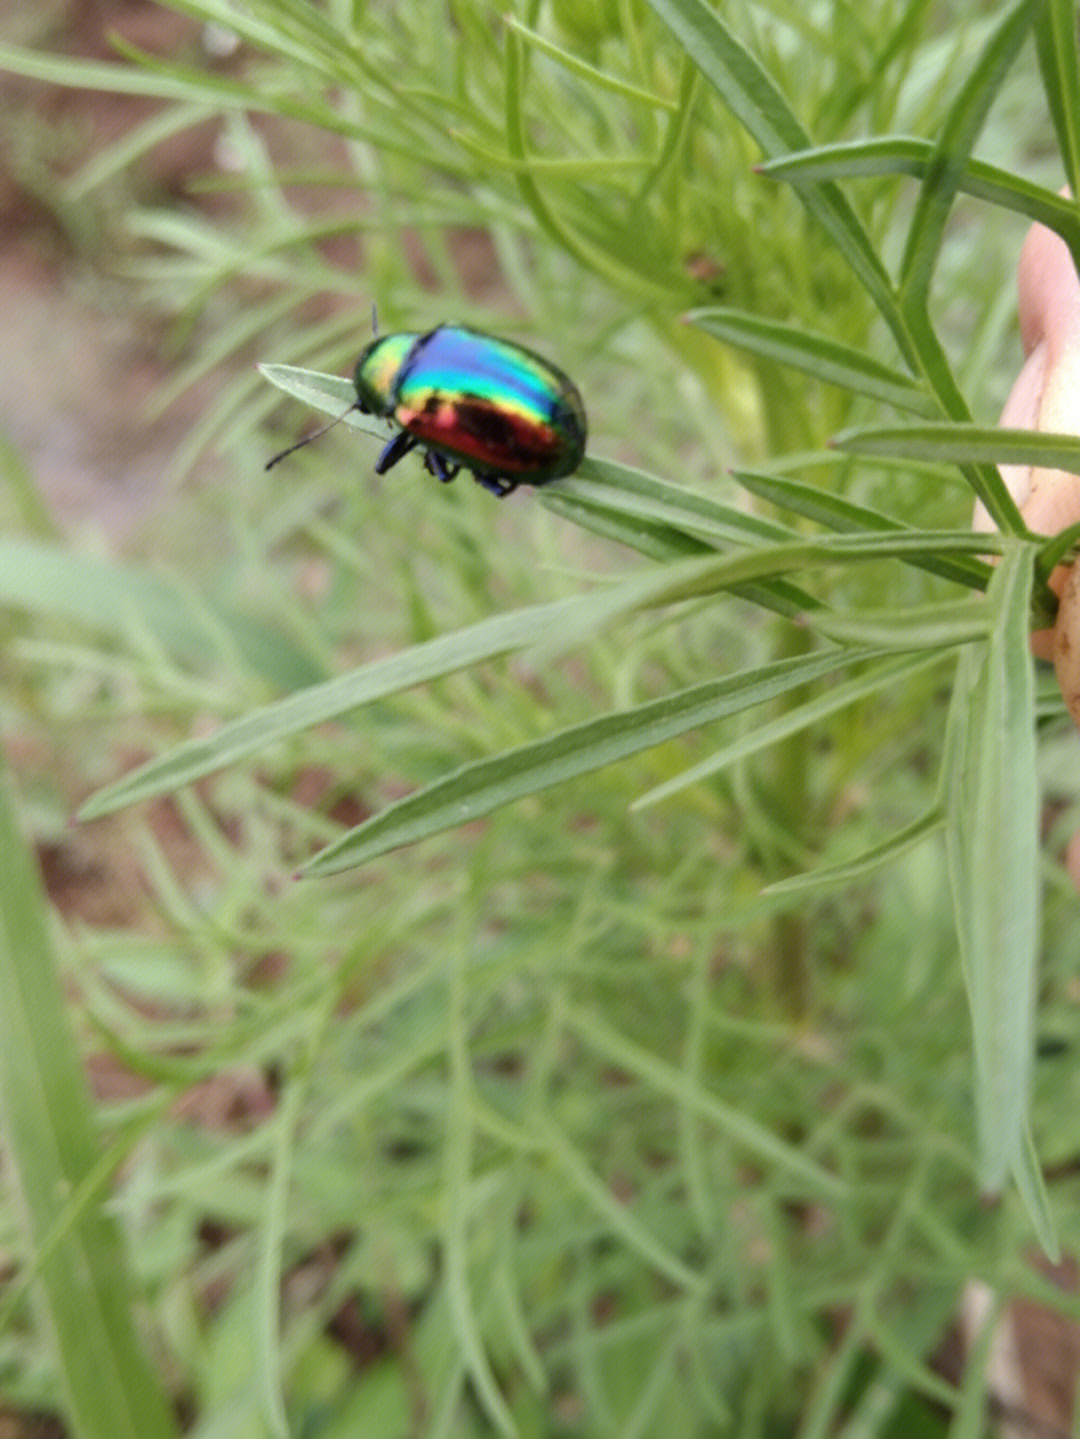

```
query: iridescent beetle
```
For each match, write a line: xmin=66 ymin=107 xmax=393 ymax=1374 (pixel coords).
xmin=267 ymin=323 xmax=587 ymax=497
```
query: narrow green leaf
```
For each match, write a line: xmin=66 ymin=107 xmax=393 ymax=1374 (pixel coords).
xmin=944 ymin=544 xmax=1040 ymax=1194
xmin=640 ymin=0 xmax=907 ymax=358
xmin=506 ymin=16 xmax=679 ymax=109
xmin=802 ymin=597 xmax=989 ymax=649
xmin=759 ymin=139 xmax=1080 ymax=253
xmin=1036 ymin=519 xmax=1080 ymax=585
xmin=632 ymin=55 xmax=701 ymax=209
xmin=1013 ymin=1121 xmax=1059 ymax=1260
xmin=540 ymin=469 xmax=820 ymax=619
xmin=587 ymin=528 xmax=1001 ymax=595
xmin=686 ymin=308 xmax=937 ymax=415
xmin=565 ymin=1010 xmax=843 ymax=1195
xmin=541 ymin=489 xmax=718 ymax=562
xmin=634 ymin=651 xmax=942 ymax=809
xmin=0 ymin=537 xmax=321 ymax=689
xmin=764 ymin=808 xmax=945 ymax=896
xmin=899 ymin=0 xmax=1039 ymax=308
xmin=257 ymin=362 xmax=361 ymax=416
xmin=444 ymin=132 xmax=651 ymax=177
xmin=0 ymin=748 xmax=180 ymax=1438
xmin=832 ymin=423 xmax=1080 ymax=533
xmin=0 ymin=431 xmax=57 ymax=538
xmin=835 ymin=423 xmax=1080 ymax=475
xmin=65 ymin=101 xmax=216 ymax=200
xmin=106 ymin=19 xmax=367 ymax=103
xmin=757 ymin=134 xmax=967 ymax=182
xmin=116 ymin=0 xmax=353 ymax=79
xmin=1035 ymin=0 xmax=1080 ymax=219
xmin=78 ymin=591 xmax=604 ymax=818
xmin=442 ymin=950 xmax=518 ymax=1439
xmin=0 ymin=40 xmax=364 ymax=137
xmin=300 ymin=649 xmax=889 ymax=875
xmin=475 ymin=534 xmax=1002 ymax=669
xmin=547 ymin=457 xmax=798 ymax=546
xmin=81 ymin=534 xmax=997 ymax=821
xmin=543 ymin=1125 xmax=703 ymax=1292
xmin=503 ymin=28 xmax=670 ymax=301
xmin=732 ymin=467 xmax=993 ymax=591
xmin=255 ymin=1081 xmax=303 ymax=1439
xmin=641 ymin=0 xmax=1009 ymax=538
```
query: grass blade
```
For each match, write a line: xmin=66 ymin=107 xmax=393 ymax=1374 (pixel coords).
xmin=898 ymin=0 xmax=1039 ymax=309
xmin=686 ymin=308 xmax=936 ymax=415
xmin=565 ymin=1010 xmax=843 ymax=1195
xmin=1035 ymin=0 xmax=1080 ymax=223
xmin=758 ymin=139 xmax=1080 ymax=252
xmin=77 ymin=590 xmax=600 ymax=818
xmin=0 ymin=538 xmax=321 ymax=689
xmin=300 ymin=649 xmax=889 ymax=875
xmin=764 ymin=808 xmax=945 ymax=895
xmin=803 ymin=597 xmax=989 ymax=649
xmin=834 ymin=422 xmax=1080 ymax=475
xmin=0 ymin=40 xmax=362 ymax=137
xmin=830 ymin=423 xmax=1080 ymax=533
xmin=80 ymin=534 xmax=997 ymax=821
xmin=549 ymin=458 xmax=797 ymax=546
xmin=732 ymin=467 xmax=993 ymax=591
xmin=640 ymin=0 xmax=904 ymax=353
xmin=542 ymin=460 xmax=822 ymax=617
xmin=943 ymin=544 xmax=1040 ymax=1195
xmin=633 ymin=650 xmax=942 ymax=809
xmin=0 ymin=748 xmax=180 ymax=1438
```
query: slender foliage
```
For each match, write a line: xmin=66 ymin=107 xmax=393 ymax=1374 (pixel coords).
xmin=2 ymin=2 xmax=1079 ymax=1435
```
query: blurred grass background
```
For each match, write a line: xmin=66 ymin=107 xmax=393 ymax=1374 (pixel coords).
xmin=2 ymin=2 xmax=1080 ymax=1436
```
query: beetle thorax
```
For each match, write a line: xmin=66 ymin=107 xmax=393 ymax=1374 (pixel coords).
xmin=353 ymin=332 xmax=419 ymax=415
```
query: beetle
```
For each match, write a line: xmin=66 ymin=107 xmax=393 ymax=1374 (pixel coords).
xmin=267 ymin=323 xmax=587 ymax=497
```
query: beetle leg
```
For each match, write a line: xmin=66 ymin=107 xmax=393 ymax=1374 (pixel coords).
xmin=375 ymin=429 xmax=419 ymax=474
xmin=424 ymin=451 xmax=460 ymax=484
xmin=474 ymin=473 xmax=515 ymax=498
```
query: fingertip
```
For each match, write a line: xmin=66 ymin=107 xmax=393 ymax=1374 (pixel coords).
xmin=1016 ymin=198 xmax=1080 ymax=357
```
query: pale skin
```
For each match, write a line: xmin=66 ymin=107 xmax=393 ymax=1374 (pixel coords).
xmin=980 ymin=214 xmax=1080 ymax=885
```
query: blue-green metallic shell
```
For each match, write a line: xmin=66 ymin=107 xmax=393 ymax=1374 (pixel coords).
xmin=353 ymin=324 xmax=587 ymax=493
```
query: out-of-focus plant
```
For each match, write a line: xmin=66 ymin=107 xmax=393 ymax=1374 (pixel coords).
xmin=2 ymin=2 xmax=1079 ymax=1435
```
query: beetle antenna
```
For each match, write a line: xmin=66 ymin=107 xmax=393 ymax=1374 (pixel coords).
xmin=265 ymin=401 xmax=359 ymax=471
xmin=371 ymin=301 xmax=379 ymax=336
